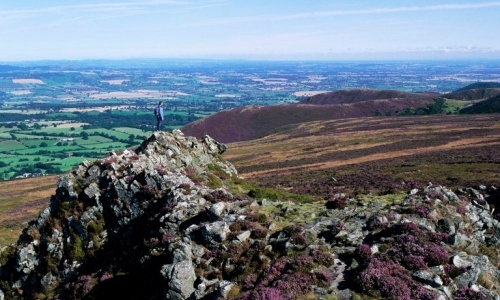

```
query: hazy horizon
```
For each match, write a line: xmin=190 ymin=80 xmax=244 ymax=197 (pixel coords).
xmin=1 ymin=0 xmax=500 ymax=62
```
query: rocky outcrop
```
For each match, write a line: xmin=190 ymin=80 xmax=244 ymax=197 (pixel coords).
xmin=0 ymin=130 xmax=499 ymax=299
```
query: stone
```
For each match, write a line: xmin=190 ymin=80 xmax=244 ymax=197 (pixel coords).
xmin=201 ymin=221 xmax=230 ymax=246
xmin=452 ymin=255 xmax=472 ymax=268
xmin=412 ymin=270 xmax=443 ymax=287
xmin=237 ymin=230 xmax=251 ymax=242
xmin=437 ymin=218 xmax=456 ymax=234
xmin=162 ymin=260 xmax=196 ymax=300
xmin=209 ymin=202 xmax=226 ymax=217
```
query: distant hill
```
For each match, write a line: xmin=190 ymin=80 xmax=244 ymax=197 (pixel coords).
xmin=443 ymin=88 xmax=500 ymax=101
xmin=0 ymin=65 xmax=21 ymax=72
xmin=452 ymin=82 xmax=500 ymax=92
xmin=460 ymin=94 xmax=500 ymax=114
xmin=443 ymin=82 xmax=500 ymax=101
xmin=181 ymin=92 xmax=434 ymax=143
xmin=300 ymin=89 xmax=437 ymax=105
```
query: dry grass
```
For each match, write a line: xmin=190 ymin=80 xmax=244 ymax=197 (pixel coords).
xmin=225 ymin=114 xmax=500 ymax=194
xmin=0 ymin=176 xmax=57 ymax=246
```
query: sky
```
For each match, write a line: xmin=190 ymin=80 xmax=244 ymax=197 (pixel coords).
xmin=1 ymin=0 xmax=500 ymax=61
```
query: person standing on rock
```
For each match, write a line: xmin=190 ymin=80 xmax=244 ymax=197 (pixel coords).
xmin=154 ymin=101 xmax=164 ymax=132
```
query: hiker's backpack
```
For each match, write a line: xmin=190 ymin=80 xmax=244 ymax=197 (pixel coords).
xmin=154 ymin=105 xmax=160 ymax=117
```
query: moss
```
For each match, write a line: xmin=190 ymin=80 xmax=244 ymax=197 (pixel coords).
xmin=206 ymin=173 xmax=223 ymax=189
xmin=0 ymin=245 xmax=16 ymax=266
xmin=258 ymin=213 xmax=268 ymax=223
xmin=479 ymin=244 xmax=498 ymax=261
xmin=226 ymin=284 xmax=241 ymax=299
xmin=66 ymin=233 xmax=86 ymax=262
xmin=87 ymin=222 xmax=104 ymax=235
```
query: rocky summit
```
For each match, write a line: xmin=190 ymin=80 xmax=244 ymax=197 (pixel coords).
xmin=0 ymin=130 xmax=500 ymax=300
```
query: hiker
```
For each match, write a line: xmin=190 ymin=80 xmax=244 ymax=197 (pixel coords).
xmin=154 ymin=101 xmax=164 ymax=131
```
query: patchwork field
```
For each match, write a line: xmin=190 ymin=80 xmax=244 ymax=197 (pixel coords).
xmin=0 ymin=123 xmax=148 ymax=180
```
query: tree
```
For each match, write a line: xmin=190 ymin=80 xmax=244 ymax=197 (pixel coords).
xmin=40 ymin=142 xmax=48 ymax=147
xmin=17 ymin=122 xmax=28 ymax=130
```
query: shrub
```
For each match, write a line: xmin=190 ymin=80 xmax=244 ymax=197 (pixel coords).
xmin=207 ymin=189 xmax=233 ymax=203
xmin=99 ymin=272 xmax=113 ymax=282
xmin=312 ymin=268 xmax=334 ymax=288
xmin=155 ymin=166 xmax=167 ymax=176
xmin=356 ymin=258 xmax=436 ymax=300
xmin=282 ymin=225 xmax=304 ymax=237
xmin=444 ymin=264 xmax=467 ymax=278
xmin=355 ymin=244 xmax=372 ymax=264
xmin=411 ymin=204 xmax=431 ymax=218
xmin=101 ymin=156 xmax=117 ymax=166
xmin=141 ymin=184 xmax=156 ymax=197
xmin=251 ymin=227 xmax=268 ymax=239
xmin=310 ymin=247 xmax=334 ymax=267
xmin=326 ymin=197 xmax=347 ymax=209
xmin=386 ymin=230 xmax=449 ymax=270
xmin=456 ymin=204 xmax=467 ymax=215
xmin=453 ymin=287 xmax=490 ymax=300
xmin=290 ymin=234 xmax=306 ymax=245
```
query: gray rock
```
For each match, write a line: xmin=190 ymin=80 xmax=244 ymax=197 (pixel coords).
xmin=437 ymin=218 xmax=456 ymax=234
xmin=16 ymin=244 xmax=39 ymax=275
xmin=449 ymin=232 xmax=475 ymax=249
xmin=162 ymin=260 xmax=196 ymax=300
xmin=454 ymin=255 xmax=490 ymax=288
xmin=206 ymin=280 xmax=234 ymax=300
xmin=41 ymin=272 xmax=57 ymax=288
xmin=209 ymin=202 xmax=226 ymax=217
xmin=337 ymin=288 xmax=353 ymax=300
xmin=237 ymin=230 xmax=251 ymax=242
xmin=412 ymin=270 xmax=443 ymax=287
xmin=202 ymin=221 xmax=230 ymax=246
xmin=171 ymin=241 xmax=192 ymax=263
xmin=452 ymin=254 xmax=472 ymax=268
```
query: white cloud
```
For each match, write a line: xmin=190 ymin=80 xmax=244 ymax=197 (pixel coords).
xmin=0 ymin=0 xmax=230 ymax=21
xmin=275 ymin=2 xmax=500 ymax=20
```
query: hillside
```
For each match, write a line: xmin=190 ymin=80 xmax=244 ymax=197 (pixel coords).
xmin=225 ymin=114 xmax=500 ymax=197
xmin=443 ymin=88 xmax=500 ymax=101
xmin=299 ymin=89 xmax=437 ymax=105
xmin=1 ymin=129 xmax=500 ymax=299
xmin=460 ymin=95 xmax=500 ymax=114
xmin=452 ymin=82 xmax=500 ymax=92
xmin=181 ymin=90 xmax=435 ymax=143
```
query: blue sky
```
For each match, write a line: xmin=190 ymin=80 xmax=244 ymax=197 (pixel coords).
xmin=1 ymin=0 xmax=500 ymax=61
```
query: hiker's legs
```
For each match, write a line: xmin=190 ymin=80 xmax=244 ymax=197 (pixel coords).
xmin=157 ymin=118 xmax=163 ymax=131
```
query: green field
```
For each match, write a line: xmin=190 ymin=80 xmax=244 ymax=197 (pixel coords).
xmin=0 ymin=121 xmax=148 ymax=180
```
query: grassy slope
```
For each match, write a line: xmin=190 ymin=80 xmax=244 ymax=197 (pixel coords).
xmin=2 ymin=114 xmax=500 ymax=247
xmin=460 ymin=95 xmax=500 ymax=114
xmin=0 ymin=175 xmax=58 ymax=246
xmin=225 ymin=114 xmax=500 ymax=197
